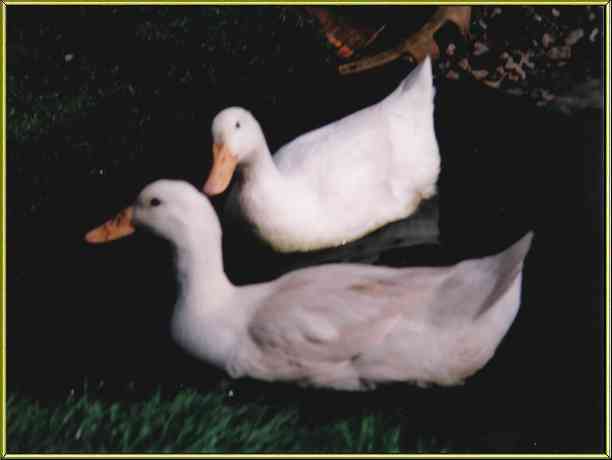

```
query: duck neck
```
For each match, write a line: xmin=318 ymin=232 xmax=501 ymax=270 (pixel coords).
xmin=240 ymin=141 xmax=281 ymax=185
xmin=173 ymin=228 xmax=234 ymax=311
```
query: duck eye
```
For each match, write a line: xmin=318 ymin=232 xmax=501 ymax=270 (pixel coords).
xmin=150 ymin=197 xmax=161 ymax=207
xmin=235 ymin=121 xmax=241 ymax=129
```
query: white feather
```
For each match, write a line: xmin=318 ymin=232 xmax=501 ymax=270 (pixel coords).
xmin=128 ymin=180 xmax=532 ymax=391
xmin=209 ymin=57 xmax=440 ymax=252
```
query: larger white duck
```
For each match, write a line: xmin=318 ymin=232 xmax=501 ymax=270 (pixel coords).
xmin=86 ymin=180 xmax=532 ymax=391
xmin=204 ymin=57 xmax=441 ymax=253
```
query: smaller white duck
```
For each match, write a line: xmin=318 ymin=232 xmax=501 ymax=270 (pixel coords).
xmin=203 ymin=57 xmax=441 ymax=253
xmin=86 ymin=180 xmax=532 ymax=391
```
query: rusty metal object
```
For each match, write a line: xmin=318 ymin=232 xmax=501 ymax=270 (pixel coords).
xmin=304 ymin=7 xmax=386 ymax=59
xmin=305 ymin=6 xmax=472 ymax=75
xmin=339 ymin=7 xmax=471 ymax=75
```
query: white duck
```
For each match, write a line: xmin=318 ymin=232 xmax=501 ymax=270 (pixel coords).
xmin=203 ymin=57 xmax=441 ymax=253
xmin=86 ymin=180 xmax=532 ymax=391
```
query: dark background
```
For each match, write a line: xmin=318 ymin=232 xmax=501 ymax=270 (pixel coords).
xmin=6 ymin=6 xmax=606 ymax=452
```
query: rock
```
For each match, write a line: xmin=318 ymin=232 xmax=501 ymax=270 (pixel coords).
xmin=471 ymin=69 xmax=489 ymax=80
xmin=473 ymin=41 xmax=489 ymax=56
xmin=547 ymin=46 xmax=571 ymax=60
xmin=446 ymin=70 xmax=460 ymax=80
xmin=542 ymin=33 xmax=555 ymax=49
xmin=564 ymin=29 xmax=584 ymax=46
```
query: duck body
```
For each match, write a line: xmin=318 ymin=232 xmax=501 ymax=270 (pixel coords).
xmin=87 ymin=181 xmax=532 ymax=391
xmin=206 ymin=57 xmax=440 ymax=252
xmin=225 ymin=260 xmax=525 ymax=390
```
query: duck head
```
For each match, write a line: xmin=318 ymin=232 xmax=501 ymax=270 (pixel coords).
xmin=85 ymin=180 xmax=221 ymax=246
xmin=204 ymin=107 xmax=267 ymax=196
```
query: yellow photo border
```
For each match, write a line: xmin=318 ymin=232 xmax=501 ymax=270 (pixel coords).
xmin=0 ymin=1 xmax=609 ymax=457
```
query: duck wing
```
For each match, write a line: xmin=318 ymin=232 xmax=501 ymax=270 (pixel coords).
xmin=273 ymin=104 xmax=392 ymax=183
xmin=426 ymin=232 xmax=533 ymax=325
xmin=248 ymin=265 xmax=416 ymax=365
xmin=248 ymin=233 xmax=533 ymax=366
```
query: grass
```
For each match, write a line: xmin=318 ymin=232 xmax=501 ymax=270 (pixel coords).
xmin=7 ymin=386 xmax=411 ymax=453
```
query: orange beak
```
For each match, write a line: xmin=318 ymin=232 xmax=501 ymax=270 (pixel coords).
xmin=203 ymin=143 xmax=238 ymax=196
xmin=85 ymin=206 xmax=135 ymax=244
